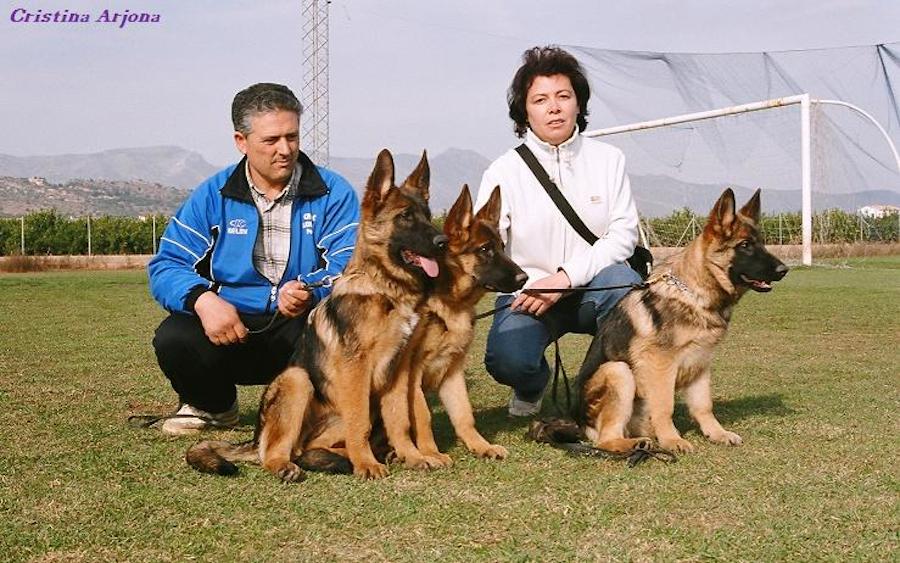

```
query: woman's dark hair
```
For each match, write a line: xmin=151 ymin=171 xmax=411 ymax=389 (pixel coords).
xmin=507 ymin=46 xmax=591 ymax=138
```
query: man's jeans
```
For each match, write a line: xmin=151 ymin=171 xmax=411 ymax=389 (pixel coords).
xmin=484 ymin=263 xmax=642 ymax=402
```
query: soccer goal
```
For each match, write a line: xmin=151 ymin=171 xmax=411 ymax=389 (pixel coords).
xmin=584 ymin=95 xmax=900 ymax=265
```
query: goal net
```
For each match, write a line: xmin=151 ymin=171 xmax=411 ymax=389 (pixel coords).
xmin=568 ymin=43 xmax=900 ymax=261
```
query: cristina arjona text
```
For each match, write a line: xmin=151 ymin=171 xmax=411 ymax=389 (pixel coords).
xmin=10 ymin=8 xmax=161 ymax=29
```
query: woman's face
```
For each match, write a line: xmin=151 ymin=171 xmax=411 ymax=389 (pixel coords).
xmin=525 ymin=73 xmax=578 ymax=146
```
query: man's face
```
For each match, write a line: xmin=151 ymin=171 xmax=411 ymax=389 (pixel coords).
xmin=233 ymin=109 xmax=300 ymax=192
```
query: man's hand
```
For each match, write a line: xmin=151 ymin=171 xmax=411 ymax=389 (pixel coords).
xmin=511 ymin=269 xmax=571 ymax=317
xmin=194 ymin=291 xmax=248 ymax=346
xmin=278 ymin=280 xmax=313 ymax=319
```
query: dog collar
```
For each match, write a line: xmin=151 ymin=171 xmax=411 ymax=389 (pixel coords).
xmin=647 ymin=272 xmax=695 ymax=297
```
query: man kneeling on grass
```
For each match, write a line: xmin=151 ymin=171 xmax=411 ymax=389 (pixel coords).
xmin=147 ymin=83 xmax=358 ymax=435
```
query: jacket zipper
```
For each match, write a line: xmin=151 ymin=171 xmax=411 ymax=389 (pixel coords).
xmin=266 ymin=194 xmax=300 ymax=314
xmin=554 ymin=146 xmax=569 ymax=262
xmin=555 ymin=147 xmax=563 ymax=188
xmin=245 ymin=203 xmax=279 ymax=315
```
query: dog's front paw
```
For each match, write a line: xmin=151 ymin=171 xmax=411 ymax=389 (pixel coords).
xmin=659 ymin=436 xmax=695 ymax=453
xmin=400 ymin=453 xmax=434 ymax=471
xmin=706 ymin=429 xmax=743 ymax=446
xmin=353 ymin=461 xmax=389 ymax=480
xmin=473 ymin=443 xmax=508 ymax=460
xmin=273 ymin=461 xmax=306 ymax=483
xmin=422 ymin=451 xmax=453 ymax=468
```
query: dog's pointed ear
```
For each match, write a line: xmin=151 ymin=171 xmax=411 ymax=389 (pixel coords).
xmin=475 ymin=185 xmax=502 ymax=229
xmin=705 ymin=188 xmax=736 ymax=236
xmin=739 ymin=188 xmax=762 ymax=223
xmin=445 ymin=185 xmax=474 ymax=236
xmin=403 ymin=150 xmax=430 ymax=203
xmin=365 ymin=149 xmax=395 ymax=206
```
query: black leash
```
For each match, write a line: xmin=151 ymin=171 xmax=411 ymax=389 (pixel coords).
xmin=527 ymin=419 xmax=677 ymax=467
xmin=550 ymin=339 xmax=571 ymax=417
xmin=246 ymin=311 xmax=283 ymax=335
xmin=473 ymin=282 xmax=647 ymax=321
xmin=246 ymin=277 xmax=334 ymax=335
xmin=553 ymin=441 xmax=678 ymax=467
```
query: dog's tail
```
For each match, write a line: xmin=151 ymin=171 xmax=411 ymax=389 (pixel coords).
xmin=185 ymin=440 xmax=257 ymax=476
xmin=296 ymin=448 xmax=354 ymax=475
xmin=527 ymin=418 xmax=585 ymax=445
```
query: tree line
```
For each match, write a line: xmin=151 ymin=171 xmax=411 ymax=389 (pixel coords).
xmin=0 ymin=208 xmax=897 ymax=256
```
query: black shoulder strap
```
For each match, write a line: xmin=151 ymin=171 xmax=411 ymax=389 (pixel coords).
xmin=515 ymin=144 xmax=598 ymax=245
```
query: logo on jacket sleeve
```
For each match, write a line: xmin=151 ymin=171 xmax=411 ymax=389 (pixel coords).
xmin=227 ymin=218 xmax=249 ymax=235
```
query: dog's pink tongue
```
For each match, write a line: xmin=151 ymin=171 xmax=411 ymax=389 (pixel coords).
xmin=419 ymin=256 xmax=439 ymax=278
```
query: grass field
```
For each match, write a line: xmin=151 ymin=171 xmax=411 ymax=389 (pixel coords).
xmin=1 ymin=257 xmax=897 ymax=562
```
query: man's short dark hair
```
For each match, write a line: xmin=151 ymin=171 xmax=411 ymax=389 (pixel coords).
xmin=507 ymin=46 xmax=591 ymax=138
xmin=231 ymin=83 xmax=303 ymax=135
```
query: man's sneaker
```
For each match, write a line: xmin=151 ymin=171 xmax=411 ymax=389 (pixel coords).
xmin=160 ymin=400 xmax=239 ymax=436
xmin=508 ymin=392 xmax=543 ymax=417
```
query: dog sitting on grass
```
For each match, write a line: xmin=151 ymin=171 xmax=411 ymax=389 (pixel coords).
xmin=566 ymin=188 xmax=789 ymax=454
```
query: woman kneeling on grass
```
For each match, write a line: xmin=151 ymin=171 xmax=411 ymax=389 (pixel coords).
xmin=474 ymin=46 xmax=641 ymax=417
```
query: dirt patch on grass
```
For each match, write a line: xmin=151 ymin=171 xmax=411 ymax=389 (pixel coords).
xmin=0 ymin=254 xmax=152 ymax=272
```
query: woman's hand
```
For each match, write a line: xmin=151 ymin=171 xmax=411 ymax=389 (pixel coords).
xmin=511 ymin=269 xmax=571 ymax=317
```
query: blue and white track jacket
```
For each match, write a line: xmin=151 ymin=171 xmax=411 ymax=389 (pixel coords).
xmin=148 ymin=151 xmax=359 ymax=315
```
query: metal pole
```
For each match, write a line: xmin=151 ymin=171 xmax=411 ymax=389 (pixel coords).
xmin=87 ymin=215 xmax=92 ymax=257
xmin=152 ymin=215 xmax=157 ymax=254
xmin=800 ymin=94 xmax=813 ymax=266
xmin=20 ymin=216 xmax=25 ymax=254
xmin=584 ymin=94 xmax=810 ymax=138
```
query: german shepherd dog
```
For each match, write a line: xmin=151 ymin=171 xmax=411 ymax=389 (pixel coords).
xmin=186 ymin=149 xmax=447 ymax=481
xmin=570 ymin=188 xmax=788 ymax=454
xmin=386 ymin=185 xmax=527 ymax=468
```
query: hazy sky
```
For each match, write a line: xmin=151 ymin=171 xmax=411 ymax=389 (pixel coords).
xmin=2 ymin=0 xmax=899 ymax=167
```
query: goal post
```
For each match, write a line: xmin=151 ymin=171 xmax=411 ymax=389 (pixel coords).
xmin=584 ymin=94 xmax=900 ymax=266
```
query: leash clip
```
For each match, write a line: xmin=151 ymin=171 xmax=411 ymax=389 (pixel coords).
xmin=297 ymin=275 xmax=334 ymax=290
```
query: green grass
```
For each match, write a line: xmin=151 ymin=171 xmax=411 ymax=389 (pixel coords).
xmin=1 ymin=257 xmax=898 ymax=561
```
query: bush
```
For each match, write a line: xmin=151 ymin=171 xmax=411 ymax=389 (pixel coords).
xmin=0 ymin=210 xmax=168 ymax=256
xmin=0 ymin=208 xmax=895 ymax=256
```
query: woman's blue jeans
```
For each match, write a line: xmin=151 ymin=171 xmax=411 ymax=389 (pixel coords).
xmin=483 ymin=262 xmax=642 ymax=402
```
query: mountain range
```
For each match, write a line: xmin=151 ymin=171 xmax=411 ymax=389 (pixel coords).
xmin=0 ymin=147 xmax=218 ymax=192
xmin=1 ymin=146 xmax=897 ymax=217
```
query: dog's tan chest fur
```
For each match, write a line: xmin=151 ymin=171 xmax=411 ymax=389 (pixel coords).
xmin=419 ymin=299 xmax=474 ymax=391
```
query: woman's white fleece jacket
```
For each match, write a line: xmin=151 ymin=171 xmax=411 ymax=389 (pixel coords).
xmin=475 ymin=128 xmax=639 ymax=290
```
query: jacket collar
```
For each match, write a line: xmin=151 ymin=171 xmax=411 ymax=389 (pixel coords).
xmin=524 ymin=127 xmax=582 ymax=163
xmin=220 ymin=150 xmax=328 ymax=203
